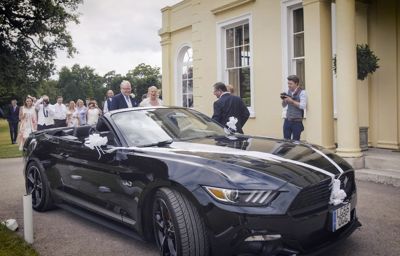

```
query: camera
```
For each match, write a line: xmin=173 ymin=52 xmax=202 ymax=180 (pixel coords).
xmin=280 ymin=92 xmax=291 ymax=100
xmin=43 ymin=99 xmax=49 ymax=105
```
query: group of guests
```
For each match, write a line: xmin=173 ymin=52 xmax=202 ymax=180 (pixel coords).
xmin=5 ymin=95 xmax=103 ymax=150
xmin=4 ymin=75 xmax=305 ymax=151
xmin=104 ymin=80 xmax=163 ymax=111
xmin=4 ymin=82 xmax=163 ymax=151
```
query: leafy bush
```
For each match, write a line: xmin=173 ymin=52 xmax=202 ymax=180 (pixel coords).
xmin=356 ymin=44 xmax=379 ymax=80
xmin=332 ymin=44 xmax=380 ymax=81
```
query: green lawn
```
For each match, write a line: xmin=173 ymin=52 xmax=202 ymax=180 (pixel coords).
xmin=0 ymin=225 xmax=38 ymax=256
xmin=0 ymin=120 xmax=37 ymax=255
xmin=0 ymin=119 xmax=22 ymax=158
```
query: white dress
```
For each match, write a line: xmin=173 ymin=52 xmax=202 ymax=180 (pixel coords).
xmin=66 ymin=109 xmax=79 ymax=127
xmin=139 ymin=98 xmax=163 ymax=107
xmin=18 ymin=107 xmax=37 ymax=150
xmin=87 ymin=108 xmax=100 ymax=125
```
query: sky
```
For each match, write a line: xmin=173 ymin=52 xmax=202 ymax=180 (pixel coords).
xmin=54 ymin=0 xmax=182 ymax=76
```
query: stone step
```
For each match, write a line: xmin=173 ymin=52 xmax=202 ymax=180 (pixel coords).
xmin=355 ymin=168 xmax=400 ymax=187
xmin=364 ymin=154 xmax=400 ymax=171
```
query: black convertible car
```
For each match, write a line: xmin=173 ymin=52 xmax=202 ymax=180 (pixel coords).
xmin=23 ymin=107 xmax=361 ymax=256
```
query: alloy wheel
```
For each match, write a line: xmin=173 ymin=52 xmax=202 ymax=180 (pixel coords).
xmin=153 ymin=198 xmax=177 ymax=256
xmin=26 ymin=166 xmax=43 ymax=208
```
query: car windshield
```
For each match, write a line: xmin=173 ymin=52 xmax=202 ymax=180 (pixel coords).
xmin=111 ymin=108 xmax=227 ymax=147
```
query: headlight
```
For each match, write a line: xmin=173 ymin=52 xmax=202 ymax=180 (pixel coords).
xmin=203 ymin=186 xmax=279 ymax=206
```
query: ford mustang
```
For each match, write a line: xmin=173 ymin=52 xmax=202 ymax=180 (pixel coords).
xmin=23 ymin=107 xmax=361 ymax=256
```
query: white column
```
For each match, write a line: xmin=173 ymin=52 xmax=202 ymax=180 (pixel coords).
xmin=335 ymin=0 xmax=362 ymax=157
xmin=303 ymin=0 xmax=335 ymax=149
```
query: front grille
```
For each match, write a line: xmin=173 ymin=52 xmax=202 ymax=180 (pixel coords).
xmin=289 ymin=171 xmax=356 ymax=217
xmin=289 ymin=178 xmax=331 ymax=216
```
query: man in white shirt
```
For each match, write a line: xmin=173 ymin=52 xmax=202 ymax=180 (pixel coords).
xmin=35 ymin=95 xmax=55 ymax=131
xmin=53 ymin=96 xmax=67 ymax=127
xmin=103 ymin=89 xmax=114 ymax=113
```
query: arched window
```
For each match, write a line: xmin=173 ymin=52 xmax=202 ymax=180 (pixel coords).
xmin=177 ymin=46 xmax=193 ymax=107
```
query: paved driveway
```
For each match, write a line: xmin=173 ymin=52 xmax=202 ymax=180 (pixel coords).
xmin=1 ymin=158 xmax=399 ymax=256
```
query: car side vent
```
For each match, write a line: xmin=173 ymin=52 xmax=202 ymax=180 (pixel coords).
xmin=289 ymin=178 xmax=331 ymax=217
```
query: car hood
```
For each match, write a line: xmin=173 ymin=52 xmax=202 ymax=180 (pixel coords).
xmin=160 ymin=136 xmax=352 ymax=188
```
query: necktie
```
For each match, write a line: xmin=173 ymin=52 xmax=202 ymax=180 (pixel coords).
xmin=125 ymin=95 xmax=132 ymax=108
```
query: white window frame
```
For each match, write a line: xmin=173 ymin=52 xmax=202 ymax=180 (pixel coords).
xmin=175 ymin=43 xmax=193 ymax=107
xmin=216 ymin=13 xmax=255 ymax=117
xmin=331 ymin=2 xmax=337 ymax=118
xmin=281 ymin=0 xmax=303 ymax=91
xmin=281 ymin=0 xmax=304 ymax=118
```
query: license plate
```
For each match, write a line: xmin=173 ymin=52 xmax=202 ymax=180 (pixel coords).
xmin=331 ymin=203 xmax=351 ymax=232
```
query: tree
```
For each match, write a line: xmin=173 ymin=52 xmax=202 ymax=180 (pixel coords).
xmin=103 ymin=70 xmax=125 ymax=93
xmin=36 ymin=79 xmax=60 ymax=102
xmin=58 ymin=64 xmax=105 ymax=104
xmin=0 ymin=0 xmax=82 ymax=106
xmin=126 ymin=63 xmax=161 ymax=100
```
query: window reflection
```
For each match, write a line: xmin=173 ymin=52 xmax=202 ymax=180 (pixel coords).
xmin=291 ymin=7 xmax=305 ymax=87
xmin=112 ymin=108 xmax=225 ymax=145
xmin=225 ymin=22 xmax=251 ymax=105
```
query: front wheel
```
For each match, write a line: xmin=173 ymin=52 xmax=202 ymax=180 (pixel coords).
xmin=25 ymin=162 xmax=54 ymax=211
xmin=152 ymin=187 xmax=209 ymax=256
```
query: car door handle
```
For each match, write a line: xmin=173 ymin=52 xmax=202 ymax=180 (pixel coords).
xmin=98 ymin=186 xmax=111 ymax=193
xmin=70 ymin=175 xmax=82 ymax=180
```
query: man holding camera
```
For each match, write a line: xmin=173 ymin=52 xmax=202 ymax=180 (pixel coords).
xmin=281 ymin=75 xmax=307 ymax=140
xmin=35 ymin=95 xmax=55 ymax=131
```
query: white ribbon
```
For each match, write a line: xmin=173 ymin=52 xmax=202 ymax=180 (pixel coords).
xmin=84 ymin=133 xmax=108 ymax=159
xmin=226 ymin=116 xmax=238 ymax=132
xmin=103 ymin=141 xmax=347 ymax=205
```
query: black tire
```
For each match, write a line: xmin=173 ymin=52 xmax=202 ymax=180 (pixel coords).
xmin=25 ymin=162 xmax=54 ymax=212
xmin=152 ymin=187 xmax=209 ymax=256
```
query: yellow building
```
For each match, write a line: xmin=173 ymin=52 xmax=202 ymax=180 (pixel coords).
xmin=159 ymin=0 xmax=400 ymax=157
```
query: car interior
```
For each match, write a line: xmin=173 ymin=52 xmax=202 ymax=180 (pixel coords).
xmin=48 ymin=118 xmax=116 ymax=146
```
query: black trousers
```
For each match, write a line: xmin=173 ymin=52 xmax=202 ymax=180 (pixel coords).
xmin=54 ymin=119 xmax=67 ymax=128
xmin=8 ymin=121 xmax=18 ymax=143
xmin=37 ymin=124 xmax=54 ymax=131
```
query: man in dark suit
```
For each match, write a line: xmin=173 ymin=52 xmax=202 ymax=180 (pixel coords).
xmin=109 ymin=80 xmax=139 ymax=110
xmin=7 ymin=99 xmax=20 ymax=144
xmin=212 ymin=82 xmax=250 ymax=134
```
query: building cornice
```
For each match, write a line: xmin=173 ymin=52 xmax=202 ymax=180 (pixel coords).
xmin=211 ymin=0 xmax=256 ymax=15
xmin=302 ymin=0 xmax=331 ymax=7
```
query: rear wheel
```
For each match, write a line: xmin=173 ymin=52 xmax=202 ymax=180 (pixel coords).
xmin=152 ymin=187 xmax=209 ymax=256
xmin=25 ymin=162 xmax=54 ymax=211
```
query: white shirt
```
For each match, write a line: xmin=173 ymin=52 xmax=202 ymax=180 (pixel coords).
xmin=124 ymin=95 xmax=133 ymax=108
xmin=35 ymin=102 xmax=55 ymax=126
xmin=87 ymin=108 xmax=100 ymax=125
xmin=103 ymin=98 xmax=112 ymax=113
xmin=53 ymin=103 xmax=67 ymax=120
